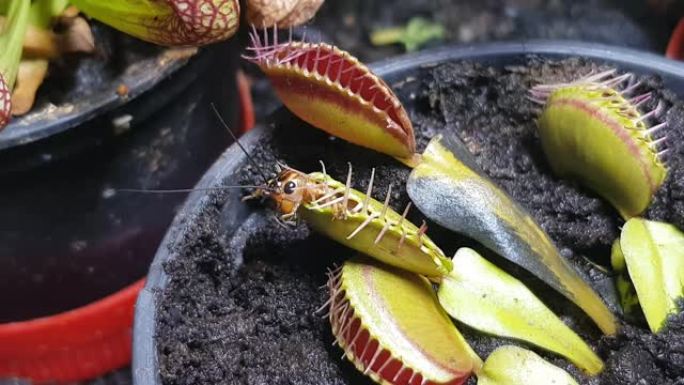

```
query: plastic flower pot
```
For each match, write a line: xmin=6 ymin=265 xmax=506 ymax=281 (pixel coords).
xmin=133 ymin=41 xmax=684 ymax=385
xmin=0 ymin=35 xmax=251 ymax=382
xmin=667 ymin=18 xmax=684 ymax=60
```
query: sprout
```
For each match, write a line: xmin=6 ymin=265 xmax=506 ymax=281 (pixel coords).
xmin=68 ymin=0 xmax=240 ymax=46
xmin=0 ymin=0 xmax=30 ymax=130
xmin=371 ymin=17 xmax=445 ymax=52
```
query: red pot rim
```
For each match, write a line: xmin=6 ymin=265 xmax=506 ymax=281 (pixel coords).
xmin=0 ymin=279 xmax=144 ymax=383
xmin=666 ymin=18 xmax=684 ymax=60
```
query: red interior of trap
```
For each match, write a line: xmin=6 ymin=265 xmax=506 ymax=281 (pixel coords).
xmin=286 ymin=45 xmax=405 ymax=129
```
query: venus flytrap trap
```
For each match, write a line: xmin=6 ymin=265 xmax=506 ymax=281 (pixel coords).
xmin=0 ymin=0 xmax=30 ymax=129
xmin=530 ymin=70 xmax=668 ymax=219
xmin=325 ymin=259 xmax=481 ymax=385
xmin=247 ymin=164 xmax=452 ymax=278
xmin=68 ymin=0 xmax=240 ymax=46
xmin=244 ymin=26 xmax=419 ymax=165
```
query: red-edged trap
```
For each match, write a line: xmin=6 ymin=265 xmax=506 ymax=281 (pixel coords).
xmin=244 ymin=25 xmax=417 ymax=164
xmin=530 ymin=69 xmax=669 ymax=219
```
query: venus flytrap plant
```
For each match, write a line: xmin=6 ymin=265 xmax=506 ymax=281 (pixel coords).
xmin=0 ymin=0 xmax=30 ymax=129
xmin=68 ymin=0 xmax=240 ymax=46
xmin=530 ymin=70 xmax=668 ymax=219
xmin=243 ymin=31 xmax=618 ymax=384
xmin=244 ymin=26 xmax=419 ymax=165
xmin=246 ymin=26 xmax=616 ymax=331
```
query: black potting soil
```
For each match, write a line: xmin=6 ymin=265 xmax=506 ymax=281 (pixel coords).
xmin=157 ymin=57 xmax=684 ymax=385
xmin=248 ymin=0 xmax=676 ymax=126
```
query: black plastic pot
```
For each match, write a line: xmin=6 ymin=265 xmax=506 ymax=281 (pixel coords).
xmin=0 ymin=23 xmax=192 ymax=153
xmin=132 ymin=41 xmax=684 ymax=385
xmin=0 ymin=38 xmax=240 ymax=323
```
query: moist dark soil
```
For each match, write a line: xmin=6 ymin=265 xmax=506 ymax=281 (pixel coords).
xmin=312 ymin=0 xmax=673 ymax=62
xmin=248 ymin=0 xmax=677 ymax=125
xmin=157 ymin=57 xmax=684 ymax=385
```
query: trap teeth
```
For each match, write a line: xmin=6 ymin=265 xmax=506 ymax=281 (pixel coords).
xmin=532 ymin=70 xmax=669 ymax=219
xmin=328 ymin=259 xmax=480 ymax=385
xmin=246 ymin=26 xmax=416 ymax=161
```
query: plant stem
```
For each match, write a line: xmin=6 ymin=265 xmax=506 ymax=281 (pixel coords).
xmin=0 ymin=0 xmax=30 ymax=90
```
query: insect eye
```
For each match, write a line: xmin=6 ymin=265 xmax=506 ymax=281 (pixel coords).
xmin=283 ymin=181 xmax=297 ymax=195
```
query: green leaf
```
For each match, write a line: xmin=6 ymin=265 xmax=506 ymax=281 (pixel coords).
xmin=0 ymin=0 xmax=30 ymax=89
xmin=477 ymin=345 xmax=579 ymax=385
xmin=620 ymin=218 xmax=684 ymax=332
xmin=407 ymin=134 xmax=618 ymax=335
xmin=610 ymin=239 xmax=642 ymax=320
xmin=29 ymin=0 xmax=69 ymax=28
xmin=438 ymin=248 xmax=603 ymax=374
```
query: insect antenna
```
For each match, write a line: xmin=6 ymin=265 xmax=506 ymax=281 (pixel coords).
xmin=116 ymin=185 xmax=268 ymax=194
xmin=115 ymin=104 xmax=278 ymax=195
xmin=210 ymin=103 xmax=271 ymax=184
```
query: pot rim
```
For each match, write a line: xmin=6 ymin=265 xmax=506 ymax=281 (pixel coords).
xmin=0 ymin=49 xmax=197 ymax=152
xmin=132 ymin=40 xmax=684 ymax=385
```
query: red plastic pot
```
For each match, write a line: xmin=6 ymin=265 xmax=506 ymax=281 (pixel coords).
xmin=0 ymin=280 xmax=143 ymax=382
xmin=666 ymin=18 xmax=684 ymax=60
